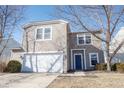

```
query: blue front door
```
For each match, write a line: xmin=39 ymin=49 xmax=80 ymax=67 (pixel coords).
xmin=75 ymin=54 xmax=82 ymax=70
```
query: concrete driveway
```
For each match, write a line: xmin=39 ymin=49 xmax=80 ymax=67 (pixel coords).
xmin=0 ymin=73 xmax=59 ymax=88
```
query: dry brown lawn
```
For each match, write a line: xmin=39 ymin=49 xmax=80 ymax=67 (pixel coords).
xmin=48 ymin=72 xmax=124 ymax=88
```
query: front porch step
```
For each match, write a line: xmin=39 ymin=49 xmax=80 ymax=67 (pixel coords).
xmin=60 ymin=71 xmax=97 ymax=77
xmin=60 ymin=71 xmax=86 ymax=77
xmin=74 ymin=71 xmax=86 ymax=74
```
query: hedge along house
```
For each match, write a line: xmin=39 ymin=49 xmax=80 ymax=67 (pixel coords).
xmin=14 ymin=19 xmax=104 ymax=73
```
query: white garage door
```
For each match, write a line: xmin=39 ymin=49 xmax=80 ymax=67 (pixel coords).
xmin=21 ymin=53 xmax=63 ymax=73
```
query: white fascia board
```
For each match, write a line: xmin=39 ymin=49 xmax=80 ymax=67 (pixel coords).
xmin=22 ymin=19 xmax=68 ymax=29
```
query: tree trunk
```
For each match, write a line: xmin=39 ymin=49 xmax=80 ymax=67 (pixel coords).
xmin=106 ymin=42 xmax=111 ymax=71
xmin=107 ymin=58 xmax=111 ymax=71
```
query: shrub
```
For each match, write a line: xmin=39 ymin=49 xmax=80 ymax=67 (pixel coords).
xmin=95 ymin=63 xmax=107 ymax=71
xmin=111 ymin=63 xmax=120 ymax=71
xmin=67 ymin=69 xmax=75 ymax=73
xmin=5 ymin=60 xmax=22 ymax=73
xmin=0 ymin=62 xmax=6 ymax=72
xmin=95 ymin=63 xmax=124 ymax=72
xmin=116 ymin=63 xmax=124 ymax=73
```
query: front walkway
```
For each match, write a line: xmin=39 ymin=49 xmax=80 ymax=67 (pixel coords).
xmin=0 ymin=73 xmax=59 ymax=88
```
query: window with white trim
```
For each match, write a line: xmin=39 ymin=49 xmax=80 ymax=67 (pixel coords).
xmin=86 ymin=35 xmax=91 ymax=44
xmin=77 ymin=34 xmax=91 ymax=45
xmin=36 ymin=27 xmax=52 ymax=40
xmin=90 ymin=53 xmax=98 ymax=66
xmin=36 ymin=28 xmax=43 ymax=39
xmin=44 ymin=28 xmax=51 ymax=39
xmin=78 ymin=36 xmax=85 ymax=44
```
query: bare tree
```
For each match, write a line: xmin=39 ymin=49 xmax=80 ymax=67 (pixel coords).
xmin=54 ymin=5 xmax=124 ymax=71
xmin=0 ymin=5 xmax=24 ymax=58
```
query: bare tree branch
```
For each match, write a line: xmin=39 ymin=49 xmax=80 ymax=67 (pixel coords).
xmin=54 ymin=5 xmax=124 ymax=71
xmin=110 ymin=8 xmax=124 ymax=37
xmin=109 ymin=39 xmax=124 ymax=63
xmin=0 ymin=5 xmax=24 ymax=58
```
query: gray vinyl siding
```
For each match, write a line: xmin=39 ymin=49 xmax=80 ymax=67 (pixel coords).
xmin=69 ymin=32 xmax=104 ymax=70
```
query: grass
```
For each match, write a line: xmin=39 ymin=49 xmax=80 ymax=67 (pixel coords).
xmin=48 ymin=71 xmax=124 ymax=88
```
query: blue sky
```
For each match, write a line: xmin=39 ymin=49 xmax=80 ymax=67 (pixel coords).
xmin=14 ymin=5 xmax=55 ymax=43
xmin=13 ymin=5 xmax=124 ymax=43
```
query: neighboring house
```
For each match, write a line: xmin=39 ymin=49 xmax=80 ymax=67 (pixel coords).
xmin=110 ymin=27 xmax=124 ymax=63
xmin=0 ymin=38 xmax=24 ymax=63
xmin=20 ymin=19 xmax=104 ymax=73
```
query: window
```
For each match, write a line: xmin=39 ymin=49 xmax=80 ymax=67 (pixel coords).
xmin=36 ymin=28 xmax=43 ymax=39
xmin=89 ymin=53 xmax=98 ymax=66
xmin=77 ymin=34 xmax=91 ymax=45
xmin=78 ymin=36 xmax=85 ymax=44
xmin=86 ymin=35 xmax=91 ymax=44
xmin=36 ymin=27 xmax=52 ymax=40
xmin=44 ymin=28 xmax=51 ymax=39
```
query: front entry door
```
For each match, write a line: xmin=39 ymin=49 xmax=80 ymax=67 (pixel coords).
xmin=75 ymin=54 xmax=82 ymax=70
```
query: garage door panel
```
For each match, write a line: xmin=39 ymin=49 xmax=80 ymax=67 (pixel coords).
xmin=31 ymin=55 xmax=37 ymax=72
xmin=22 ymin=53 xmax=63 ymax=73
xmin=49 ymin=55 xmax=63 ymax=73
xmin=22 ymin=55 xmax=33 ymax=72
xmin=37 ymin=55 xmax=48 ymax=72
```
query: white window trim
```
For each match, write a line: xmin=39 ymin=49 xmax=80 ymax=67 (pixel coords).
xmin=71 ymin=49 xmax=86 ymax=70
xmin=35 ymin=26 xmax=52 ymax=41
xmin=89 ymin=53 xmax=99 ymax=67
xmin=85 ymin=34 xmax=92 ymax=45
xmin=77 ymin=34 xmax=85 ymax=45
xmin=77 ymin=34 xmax=92 ymax=45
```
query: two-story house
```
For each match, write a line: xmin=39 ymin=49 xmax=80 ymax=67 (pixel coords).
xmin=19 ymin=20 xmax=104 ymax=73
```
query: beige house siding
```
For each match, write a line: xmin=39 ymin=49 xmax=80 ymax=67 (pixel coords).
xmin=23 ymin=23 xmax=68 ymax=52
xmin=22 ymin=22 xmax=70 ymax=73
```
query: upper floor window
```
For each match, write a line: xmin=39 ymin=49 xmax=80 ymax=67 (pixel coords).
xmin=89 ymin=53 xmax=99 ymax=66
xmin=36 ymin=28 xmax=43 ymax=39
xmin=44 ymin=28 xmax=51 ymax=39
xmin=36 ymin=27 xmax=52 ymax=40
xmin=77 ymin=34 xmax=91 ymax=45
xmin=78 ymin=36 xmax=85 ymax=44
xmin=86 ymin=35 xmax=91 ymax=44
